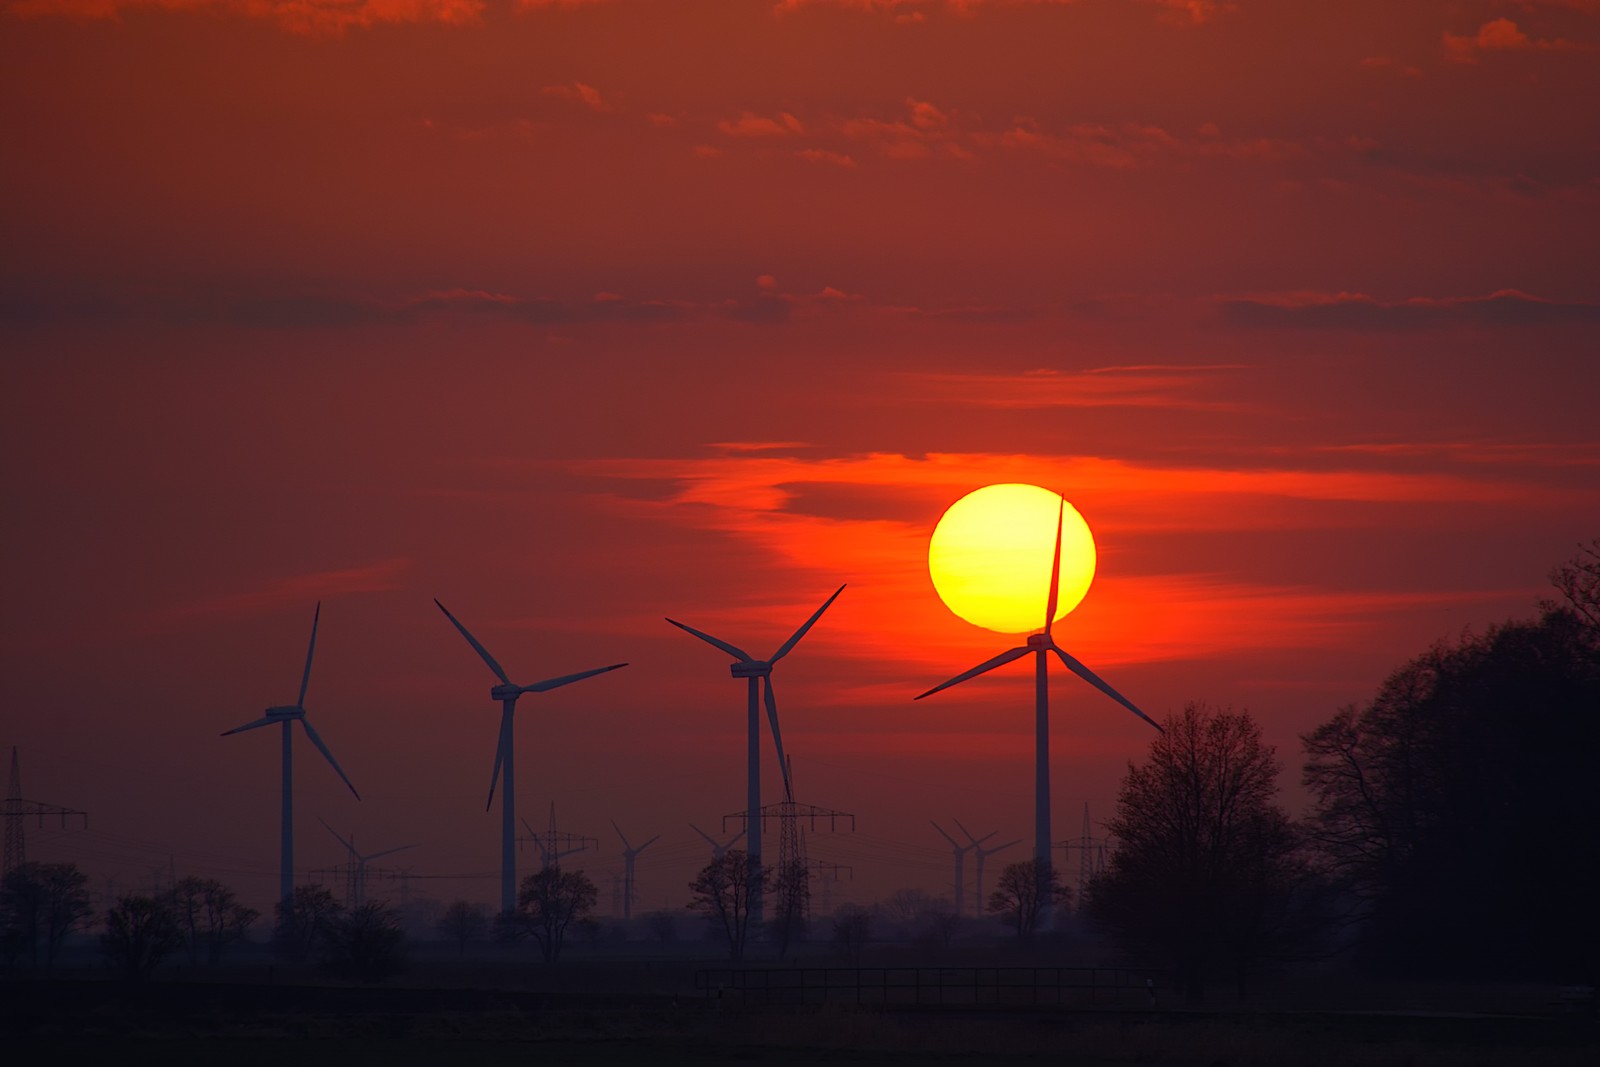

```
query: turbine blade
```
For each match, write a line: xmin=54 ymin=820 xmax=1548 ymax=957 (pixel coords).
xmin=728 ymin=827 xmax=746 ymax=845
xmin=990 ymin=839 xmax=1022 ymax=854
xmin=769 ymin=584 xmax=846 ymax=663
xmin=523 ymin=662 xmax=628 ymax=693
xmin=434 ymin=599 xmax=512 ymax=685
xmin=665 ymin=618 xmax=753 ymax=662
xmin=220 ymin=717 xmax=275 ymax=736
xmin=521 ymin=817 xmax=538 ymax=837
xmin=298 ymin=602 xmax=321 ymax=709
xmin=762 ymin=677 xmax=793 ymax=802
xmin=689 ymin=823 xmax=718 ymax=848
xmin=930 ymin=820 xmax=958 ymax=848
xmin=299 ymin=718 xmax=360 ymax=800
xmin=1045 ymin=499 xmax=1064 ymax=635
xmin=365 ymin=844 xmax=419 ymax=861
xmin=611 ymin=819 xmax=631 ymax=851
xmin=320 ymin=816 xmax=355 ymax=855
xmin=1050 ymin=646 xmax=1164 ymax=732
xmin=952 ymin=817 xmax=979 ymax=845
xmin=639 ymin=835 xmax=661 ymax=853
xmin=486 ymin=708 xmax=511 ymax=811
xmin=914 ymin=646 xmax=1031 ymax=700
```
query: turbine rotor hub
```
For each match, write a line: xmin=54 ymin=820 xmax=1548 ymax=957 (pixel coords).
xmin=490 ymin=684 xmax=522 ymax=701
xmin=1026 ymin=633 xmax=1054 ymax=650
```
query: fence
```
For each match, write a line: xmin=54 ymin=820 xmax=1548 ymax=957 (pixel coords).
xmin=694 ymin=965 xmax=1162 ymax=1008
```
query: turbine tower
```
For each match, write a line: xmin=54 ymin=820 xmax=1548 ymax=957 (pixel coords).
xmin=222 ymin=603 xmax=360 ymax=908
xmin=916 ymin=499 xmax=1159 ymax=891
xmin=319 ymin=818 xmax=418 ymax=908
xmin=667 ymin=584 xmax=845 ymax=929
xmin=434 ymin=598 xmax=627 ymax=915
xmin=958 ymin=818 xmax=1020 ymax=914
xmin=690 ymin=822 xmax=745 ymax=861
xmin=610 ymin=820 xmax=660 ymax=921
xmin=930 ymin=820 xmax=984 ymax=918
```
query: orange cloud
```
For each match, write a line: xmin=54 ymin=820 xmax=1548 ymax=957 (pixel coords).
xmin=797 ymin=148 xmax=858 ymax=168
xmin=1443 ymin=18 xmax=1586 ymax=63
xmin=717 ymin=111 xmax=806 ymax=137
xmin=895 ymin=365 xmax=1251 ymax=411
xmin=6 ymin=0 xmax=485 ymax=35
xmin=541 ymin=81 xmax=609 ymax=111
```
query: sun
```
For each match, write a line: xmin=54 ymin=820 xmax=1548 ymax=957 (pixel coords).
xmin=928 ymin=483 xmax=1097 ymax=634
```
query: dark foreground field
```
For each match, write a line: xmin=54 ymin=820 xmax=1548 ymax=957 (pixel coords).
xmin=6 ymin=973 xmax=1596 ymax=1067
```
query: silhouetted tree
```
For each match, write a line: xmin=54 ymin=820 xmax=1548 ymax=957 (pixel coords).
xmin=1088 ymin=705 xmax=1316 ymax=1001
xmin=689 ymin=849 xmax=767 ymax=962
xmin=987 ymin=859 xmax=1067 ymax=941
xmin=642 ymin=909 xmax=678 ymax=944
xmin=100 ymin=894 xmax=184 ymax=982
xmin=272 ymin=884 xmax=343 ymax=963
xmin=880 ymin=888 xmax=960 ymax=946
xmin=1545 ymin=537 xmax=1600 ymax=631
xmin=517 ymin=866 xmax=597 ymax=964
xmin=1303 ymin=593 xmax=1600 ymax=980
xmin=767 ymin=858 xmax=810 ymax=960
xmin=831 ymin=903 xmax=872 ymax=963
xmin=0 ymin=861 xmax=92 ymax=969
xmin=320 ymin=901 xmax=408 ymax=983
xmin=436 ymin=899 xmax=489 ymax=955
xmin=169 ymin=876 xmax=257 ymax=966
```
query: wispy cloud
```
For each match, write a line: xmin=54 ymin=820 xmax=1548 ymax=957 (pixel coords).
xmin=893 ymin=364 xmax=1251 ymax=411
xmin=6 ymin=0 xmax=485 ymax=36
xmin=1217 ymin=289 xmax=1600 ymax=330
xmin=152 ymin=558 xmax=414 ymax=626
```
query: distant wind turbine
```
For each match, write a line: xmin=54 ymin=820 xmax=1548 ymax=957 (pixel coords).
xmin=434 ymin=599 xmax=627 ymax=916
xmin=221 ymin=603 xmax=359 ymax=908
xmin=611 ymin=820 xmax=660 ymax=922
xmin=690 ymin=822 xmax=745 ymax=861
xmin=319 ymin=817 xmax=417 ymax=908
xmin=917 ymin=498 xmax=1159 ymax=887
xmin=957 ymin=818 xmax=1020 ymax=915
xmin=667 ymin=584 xmax=845 ymax=928
xmin=930 ymin=820 xmax=985 ymax=919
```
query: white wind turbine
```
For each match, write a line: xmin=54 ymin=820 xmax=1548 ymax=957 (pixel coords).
xmin=611 ymin=820 xmax=660 ymax=922
xmin=916 ymin=498 xmax=1160 ymax=888
xmin=221 ymin=603 xmax=360 ymax=908
xmin=319 ymin=817 xmax=418 ymax=908
xmin=667 ymin=584 xmax=845 ymax=928
xmin=434 ymin=599 xmax=627 ymax=916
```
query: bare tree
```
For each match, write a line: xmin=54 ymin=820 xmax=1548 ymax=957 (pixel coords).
xmin=169 ymin=877 xmax=258 ymax=966
xmin=831 ymin=903 xmax=872 ymax=963
xmin=272 ymin=884 xmax=343 ymax=963
xmin=767 ymin=858 xmax=809 ymax=960
xmin=987 ymin=859 xmax=1067 ymax=940
xmin=320 ymin=901 xmax=408 ymax=983
xmin=688 ymin=849 xmax=766 ymax=962
xmin=517 ymin=866 xmax=597 ymax=964
xmin=1546 ymin=536 xmax=1600 ymax=631
xmin=0 ymin=861 xmax=92 ymax=969
xmin=435 ymin=899 xmax=489 ymax=956
xmin=1090 ymin=704 xmax=1314 ymax=1001
xmin=100 ymin=894 xmax=184 ymax=982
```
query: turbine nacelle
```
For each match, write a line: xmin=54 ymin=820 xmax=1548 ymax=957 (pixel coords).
xmin=264 ymin=705 xmax=304 ymax=719
xmin=490 ymin=683 xmax=523 ymax=702
xmin=729 ymin=661 xmax=774 ymax=679
xmin=1025 ymin=633 xmax=1054 ymax=651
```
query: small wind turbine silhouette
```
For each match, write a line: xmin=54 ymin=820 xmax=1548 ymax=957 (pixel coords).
xmin=931 ymin=820 xmax=984 ymax=919
xmin=667 ymin=584 xmax=845 ymax=927
xmin=917 ymin=498 xmax=1159 ymax=882
xmin=958 ymin=818 xmax=1020 ymax=915
xmin=221 ymin=603 xmax=359 ymax=908
xmin=611 ymin=820 xmax=660 ymax=921
xmin=690 ymin=822 xmax=745 ymax=861
xmin=319 ymin=817 xmax=417 ymax=908
xmin=434 ymin=599 xmax=627 ymax=915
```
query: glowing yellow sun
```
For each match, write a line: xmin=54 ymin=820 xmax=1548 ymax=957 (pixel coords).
xmin=928 ymin=483 xmax=1097 ymax=634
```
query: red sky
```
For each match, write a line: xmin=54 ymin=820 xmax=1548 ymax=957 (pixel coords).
xmin=3 ymin=0 xmax=1598 ymax=918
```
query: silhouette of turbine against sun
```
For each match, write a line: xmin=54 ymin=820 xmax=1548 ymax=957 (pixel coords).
xmin=918 ymin=485 xmax=1160 ymax=894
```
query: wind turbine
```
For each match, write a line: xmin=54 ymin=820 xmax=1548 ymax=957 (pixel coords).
xmin=916 ymin=498 xmax=1160 ymax=888
xmin=690 ymin=822 xmax=745 ymax=861
xmin=319 ymin=817 xmax=418 ymax=908
xmin=957 ymin=818 xmax=1020 ymax=915
xmin=221 ymin=603 xmax=359 ymax=908
xmin=434 ymin=599 xmax=627 ymax=916
xmin=611 ymin=820 xmax=660 ymax=921
xmin=667 ymin=584 xmax=845 ymax=928
xmin=930 ymin=820 xmax=985 ymax=919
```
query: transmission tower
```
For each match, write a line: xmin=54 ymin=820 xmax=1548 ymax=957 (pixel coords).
xmin=1054 ymin=802 xmax=1109 ymax=904
xmin=725 ymin=758 xmax=853 ymax=924
xmin=808 ymin=860 xmax=852 ymax=916
xmin=520 ymin=803 xmax=598 ymax=871
xmin=3 ymin=747 xmax=88 ymax=876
